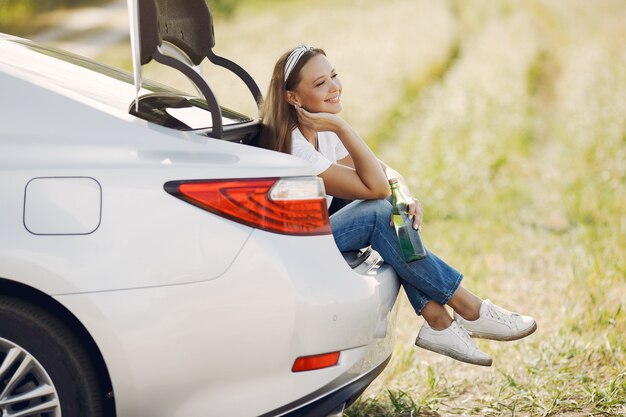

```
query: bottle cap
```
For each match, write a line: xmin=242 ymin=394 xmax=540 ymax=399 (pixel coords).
xmin=388 ymin=178 xmax=398 ymax=184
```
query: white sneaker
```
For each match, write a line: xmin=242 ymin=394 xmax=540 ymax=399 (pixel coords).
xmin=415 ymin=320 xmax=492 ymax=366
xmin=455 ymin=299 xmax=537 ymax=341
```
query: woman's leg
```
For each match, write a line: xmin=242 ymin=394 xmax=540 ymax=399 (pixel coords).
xmin=447 ymin=286 xmax=482 ymax=321
xmin=331 ymin=199 xmax=464 ymax=310
xmin=329 ymin=200 xmax=491 ymax=365
xmin=398 ymin=279 xmax=492 ymax=366
xmin=398 ymin=278 xmax=452 ymax=329
xmin=330 ymin=199 xmax=534 ymax=364
xmin=420 ymin=300 xmax=453 ymax=330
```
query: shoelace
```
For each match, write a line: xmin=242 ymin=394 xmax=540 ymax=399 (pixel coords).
xmin=485 ymin=303 xmax=518 ymax=325
xmin=450 ymin=321 xmax=474 ymax=347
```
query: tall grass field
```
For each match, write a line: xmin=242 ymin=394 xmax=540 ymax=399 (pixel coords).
xmin=27 ymin=0 xmax=626 ymax=415
xmin=356 ymin=1 xmax=626 ymax=415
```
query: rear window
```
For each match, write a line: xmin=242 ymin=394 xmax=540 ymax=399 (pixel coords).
xmin=129 ymin=94 xmax=250 ymax=131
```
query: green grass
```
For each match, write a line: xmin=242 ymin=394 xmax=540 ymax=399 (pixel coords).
xmin=361 ymin=1 xmax=626 ymax=415
xmin=367 ymin=39 xmax=461 ymax=154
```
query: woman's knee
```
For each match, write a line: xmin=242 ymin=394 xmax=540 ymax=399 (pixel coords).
xmin=332 ymin=199 xmax=392 ymax=234
xmin=364 ymin=198 xmax=392 ymax=218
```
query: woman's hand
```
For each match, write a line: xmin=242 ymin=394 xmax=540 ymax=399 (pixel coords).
xmin=390 ymin=197 xmax=423 ymax=230
xmin=407 ymin=198 xmax=423 ymax=230
xmin=296 ymin=105 xmax=344 ymax=134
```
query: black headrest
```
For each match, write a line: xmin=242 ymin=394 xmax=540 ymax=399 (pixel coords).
xmin=138 ymin=0 xmax=216 ymax=66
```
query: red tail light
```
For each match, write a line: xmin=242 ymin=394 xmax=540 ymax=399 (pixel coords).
xmin=164 ymin=177 xmax=331 ymax=236
xmin=292 ymin=352 xmax=340 ymax=372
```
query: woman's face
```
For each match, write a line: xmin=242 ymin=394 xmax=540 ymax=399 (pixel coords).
xmin=288 ymin=54 xmax=343 ymax=114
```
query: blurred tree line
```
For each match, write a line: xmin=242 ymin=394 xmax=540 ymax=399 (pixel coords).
xmin=0 ymin=0 xmax=108 ymax=34
xmin=0 ymin=0 xmax=243 ymax=35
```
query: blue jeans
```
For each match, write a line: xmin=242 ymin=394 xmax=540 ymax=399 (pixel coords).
xmin=330 ymin=198 xmax=463 ymax=315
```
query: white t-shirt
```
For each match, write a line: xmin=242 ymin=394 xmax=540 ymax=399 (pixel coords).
xmin=291 ymin=128 xmax=349 ymax=206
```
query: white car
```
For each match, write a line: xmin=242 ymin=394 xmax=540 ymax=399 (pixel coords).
xmin=0 ymin=2 xmax=400 ymax=417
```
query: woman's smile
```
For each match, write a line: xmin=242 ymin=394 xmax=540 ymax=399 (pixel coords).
xmin=289 ymin=54 xmax=343 ymax=113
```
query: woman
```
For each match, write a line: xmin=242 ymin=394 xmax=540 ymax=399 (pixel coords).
xmin=259 ymin=45 xmax=536 ymax=366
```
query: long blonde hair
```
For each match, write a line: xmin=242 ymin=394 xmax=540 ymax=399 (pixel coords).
xmin=258 ymin=46 xmax=326 ymax=154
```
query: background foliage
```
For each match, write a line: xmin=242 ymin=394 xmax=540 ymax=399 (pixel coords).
xmin=0 ymin=0 xmax=246 ymax=35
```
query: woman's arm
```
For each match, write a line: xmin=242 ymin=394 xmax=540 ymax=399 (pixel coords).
xmin=338 ymin=155 xmax=423 ymax=229
xmin=297 ymin=107 xmax=389 ymax=200
xmin=378 ymin=159 xmax=410 ymax=195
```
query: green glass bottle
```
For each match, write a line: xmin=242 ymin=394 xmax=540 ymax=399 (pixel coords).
xmin=389 ymin=178 xmax=427 ymax=262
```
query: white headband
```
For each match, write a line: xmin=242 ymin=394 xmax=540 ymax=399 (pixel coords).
xmin=284 ymin=44 xmax=314 ymax=86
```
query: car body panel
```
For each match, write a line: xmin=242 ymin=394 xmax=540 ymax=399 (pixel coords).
xmin=1 ymin=44 xmax=316 ymax=293
xmin=53 ymin=232 xmax=399 ymax=416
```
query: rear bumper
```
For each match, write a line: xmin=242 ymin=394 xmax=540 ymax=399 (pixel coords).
xmin=265 ymin=355 xmax=392 ymax=417
xmin=261 ymin=244 xmax=399 ymax=417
